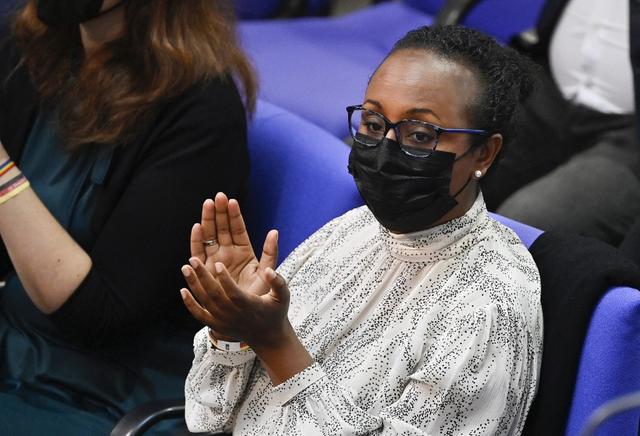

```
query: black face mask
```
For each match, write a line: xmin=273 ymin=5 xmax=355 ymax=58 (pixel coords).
xmin=348 ymin=137 xmax=472 ymax=234
xmin=37 ymin=0 xmax=123 ymax=26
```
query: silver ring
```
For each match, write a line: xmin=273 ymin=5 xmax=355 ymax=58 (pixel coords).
xmin=203 ymin=238 xmax=217 ymax=247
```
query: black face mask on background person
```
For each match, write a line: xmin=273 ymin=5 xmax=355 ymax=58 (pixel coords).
xmin=37 ymin=0 xmax=124 ymax=26
xmin=348 ymin=137 xmax=474 ymax=234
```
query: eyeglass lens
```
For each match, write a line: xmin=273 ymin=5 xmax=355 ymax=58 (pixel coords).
xmin=350 ymin=108 xmax=437 ymax=157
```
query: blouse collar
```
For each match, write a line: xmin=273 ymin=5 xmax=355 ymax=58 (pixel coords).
xmin=380 ymin=193 xmax=489 ymax=263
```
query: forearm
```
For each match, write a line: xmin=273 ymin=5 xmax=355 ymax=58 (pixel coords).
xmin=0 ymin=162 xmax=91 ymax=313
xmin=250 ymin=320 xmax=314 ymax=386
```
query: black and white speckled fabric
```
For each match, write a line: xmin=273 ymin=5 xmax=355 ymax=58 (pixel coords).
xmin=185 ymin=193 xmax=543 ymax=435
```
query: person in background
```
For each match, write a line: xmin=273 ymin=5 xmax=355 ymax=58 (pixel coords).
xmin=0 ymin=0 xmax=255 ymax=434
xmin=482 ymin=0 xmax=640 ymax=247
xmin=181 ymin=25 xmax=543 ymax=435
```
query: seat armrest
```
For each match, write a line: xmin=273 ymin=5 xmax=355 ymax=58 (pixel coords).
xmin=110 ymin=400 xmax=186 ymax=436
xmin=581 ymin=392 xmax=640 ymax=436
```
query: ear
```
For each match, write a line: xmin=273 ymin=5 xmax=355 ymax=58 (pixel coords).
xmin=471 ymin=133 xmax=502 ymax=179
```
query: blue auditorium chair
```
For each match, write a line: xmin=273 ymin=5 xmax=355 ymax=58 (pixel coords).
xmin=233 ymin=0 xmax=336 ymax=20
xmin=565 ymin=286 xmax=640 ymax=435
xmin=233 ymin=0 xmax=284 ymax=20
xmin=239 ymin=0 xmax=546 ymax=138
xmin=490 ymin=214 xmax=640 ymax=436
xmin=404 ymin=0 xmax=545 ymax=42
xmin=241 ymin=100 xmax=363 ymax=261
xmin=239 ymin=2 xmax=432 ymax=139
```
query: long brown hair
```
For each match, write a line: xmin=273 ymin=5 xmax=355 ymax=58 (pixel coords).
xmin=13 ymin=0 xmax=257 ymax=148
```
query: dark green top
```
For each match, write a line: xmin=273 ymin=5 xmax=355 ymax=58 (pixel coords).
xmin=0 ymin=42 xmax=249 ymax=435
xmin=0 ymin=113 xmax=191 ymax=435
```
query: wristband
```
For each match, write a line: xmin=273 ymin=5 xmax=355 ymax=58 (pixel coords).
xmin=0 ymin=158 xmax=13 ymax=173
xmin=0 ymin=178 xmax=29 ymax=205
xmin=0 ymin=161 xmax=15 ymax=177
xmin=208 ymin=328 xmax=250 ymax=352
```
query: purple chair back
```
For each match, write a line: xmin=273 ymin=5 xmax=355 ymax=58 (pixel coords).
xmin=239 ymin=2 xmax=433 ymax=138
xmin=403 ymin=0 xmax=446 ymax=15
xmin=490 ymin=212 xmax=543 ymax=248
xmin=243 ymin=100 xmax=363 ymax=262
xmin=566 ymin=286 xmax=640 ymax=435
xmin=491 ymin=212 xmax=640 ymax=435
xmin=404 ymin=0 xmax=546 ymax=42
xmin=233 ymin=0 xmax=283 ymax=19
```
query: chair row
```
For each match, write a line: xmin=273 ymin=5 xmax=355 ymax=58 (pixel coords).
xmin=238 ymin=0 xmax=547 ymax=138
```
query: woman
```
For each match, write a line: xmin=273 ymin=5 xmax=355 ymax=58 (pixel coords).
xmin=0 ymin=0 xmax=255 ymax=434
xmin=182 ymin=25 xmax=542 ymax=435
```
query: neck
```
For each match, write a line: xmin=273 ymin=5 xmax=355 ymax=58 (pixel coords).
xmin=79 ymin=4 xmax=125 ymax=55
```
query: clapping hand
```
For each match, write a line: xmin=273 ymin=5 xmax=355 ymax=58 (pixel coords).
xmin=189 ymin=192 xmax=278 ymax=297
xmin=180 ymin=192 xmax=291 ymax=347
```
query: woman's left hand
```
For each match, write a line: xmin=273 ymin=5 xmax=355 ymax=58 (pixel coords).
xmin=181 ymin=258 xmax=291 ymax=348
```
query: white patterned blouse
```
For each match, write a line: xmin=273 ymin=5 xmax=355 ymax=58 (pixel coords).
xmin=185 ymin=193 xmax=543 ymax=435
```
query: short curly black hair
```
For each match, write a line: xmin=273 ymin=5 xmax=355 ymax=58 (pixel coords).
xmin=388 ymin=25 xmax=538 ymax=154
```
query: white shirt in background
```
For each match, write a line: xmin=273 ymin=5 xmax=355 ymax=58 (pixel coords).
xmin=550 ymin=0 xmax=634 ymax=114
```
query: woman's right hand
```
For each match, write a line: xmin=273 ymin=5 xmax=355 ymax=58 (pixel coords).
xmin=190 ymin=192 xmax=278 ymax=298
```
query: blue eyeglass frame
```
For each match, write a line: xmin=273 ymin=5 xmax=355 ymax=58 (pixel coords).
xmin=346 ymin=105 xmax=490 ymax=156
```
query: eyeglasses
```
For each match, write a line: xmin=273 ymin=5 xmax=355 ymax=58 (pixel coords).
xmin=346 ymin=105 xmax=489 ymax=158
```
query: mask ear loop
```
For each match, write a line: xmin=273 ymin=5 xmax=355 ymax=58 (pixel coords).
xmin=452 ymin=176 xmax=472 ymax=198
xmin=453 ymin=142 xmax=479 ymax=162
xmin=452 ymin=141 xmax=486 ymax=197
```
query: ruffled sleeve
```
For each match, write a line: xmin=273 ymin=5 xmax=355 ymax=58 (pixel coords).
xmin=184 ymin=327 xmax=257 ymax=433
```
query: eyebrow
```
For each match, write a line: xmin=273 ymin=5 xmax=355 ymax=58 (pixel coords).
xmin=406 ymin=107 xmax=441 ymax=122
xmin=363 ymin=99 xmax=442 ymax=123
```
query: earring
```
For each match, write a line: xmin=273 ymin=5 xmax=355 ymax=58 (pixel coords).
xmin=474 ymin=169 xmax=483 ymax=178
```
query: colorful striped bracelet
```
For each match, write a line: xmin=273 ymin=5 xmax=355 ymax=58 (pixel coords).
xmin=0 ymin=161 xmax=15 ymax=177
xmin=0 ymin=158 xmax=13 ymax=173
xmin=0 ymin=174 xmax=30 ymax=205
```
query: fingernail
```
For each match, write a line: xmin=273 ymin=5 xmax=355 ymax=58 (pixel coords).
xmin=189 ymin=258 xmax=198 ymax=269
xmin=181 ymin=265 xmax=191 ymax=277
xmin=180 ymin=289 xmax=187 ymax=299
xmin=215 ymin=262 xmax=224 ymax=274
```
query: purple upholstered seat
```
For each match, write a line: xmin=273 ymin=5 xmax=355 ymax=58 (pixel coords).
xmin=239 ymin=0 xmax=546 ymax=138
xmin=566 ymin=286 xmax=640 ymax=435
xmin=491 ymin=212 xmax=543 ymax=248
xmin=239 ymin=2 xmax=434 ymax=138
xmin=404 ymin=0 xmax=546 ymax=43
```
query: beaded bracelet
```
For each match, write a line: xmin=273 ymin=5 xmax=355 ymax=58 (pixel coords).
xmin=208 ymin=328 xmax=250 ymax=352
